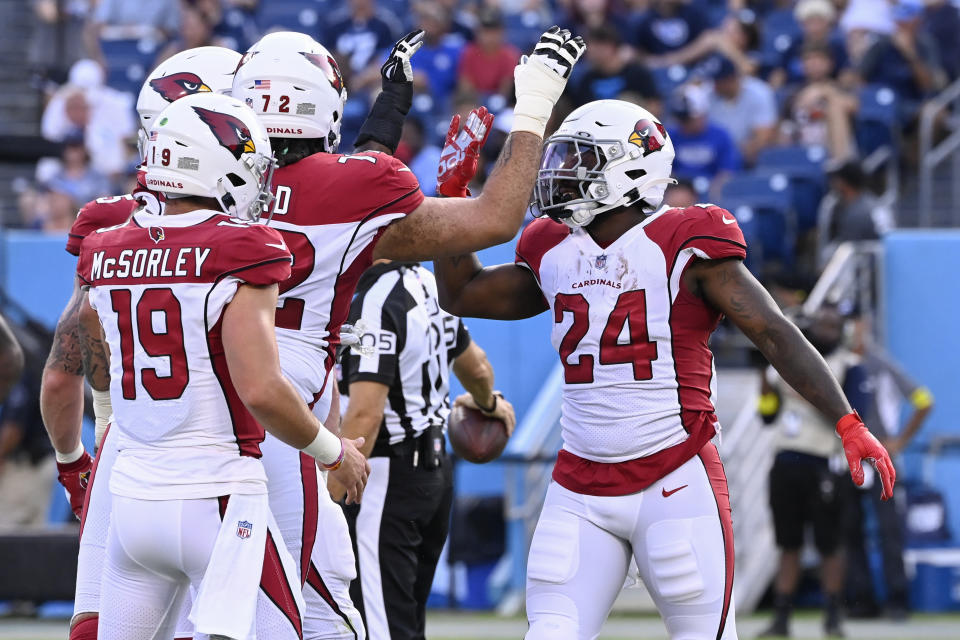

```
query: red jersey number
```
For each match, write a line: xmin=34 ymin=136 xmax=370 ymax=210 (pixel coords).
xmin=554 ymin=290 xmax=658 ymax=384
xmin=274 ymin=229 xmax=315 ymax=330
xmin=110 ymin=288 xmax=189 ymax=401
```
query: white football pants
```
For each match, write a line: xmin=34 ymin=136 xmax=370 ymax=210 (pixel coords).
xmin=525 ymin=444 xmax=737 ymax=640
xmin=99 ymin=493 xmax=303 ymax=640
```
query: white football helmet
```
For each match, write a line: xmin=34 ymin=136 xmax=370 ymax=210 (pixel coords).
xmin=143 ymin=93 xmax=275 ymax=221
xmin=232 ymin=31 xmax=347 ymax=152
xmin=136 ymin=46 xmax=242 ymax=157
xmin=533 ymin=100 xmax=677 ymax=228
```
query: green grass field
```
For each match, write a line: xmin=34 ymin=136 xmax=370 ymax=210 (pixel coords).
xmin=2 ymin=612 xmax=958 ymax=639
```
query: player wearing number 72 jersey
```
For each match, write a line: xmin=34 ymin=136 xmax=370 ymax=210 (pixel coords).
xmin=434 ymin=99 xmax=896 ymax=640
xmin=230 ymin=28 xmax=585 ymax=638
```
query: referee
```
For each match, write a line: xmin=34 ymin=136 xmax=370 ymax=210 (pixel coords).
xmin=331 ymin=260 xmax=515 ymax=640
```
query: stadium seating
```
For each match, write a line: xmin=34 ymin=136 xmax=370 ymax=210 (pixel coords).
xmin=753 ymin=145 xmax=828 ymax=230
xmin=256 ymin=0 xmax=327 ymax=33
xmin=856 ymin=84 xmax=899 ymax=156
xmin=721 ymin=174 xmax=796 ymax=273
xmin=100 ymin=37 xmax=160 ymax=95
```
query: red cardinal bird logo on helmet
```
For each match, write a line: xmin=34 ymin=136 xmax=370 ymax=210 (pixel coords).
xmin=628 ymin=119 xmax=668 ymax=157
xmin=300 ymin=52 xmax=344 ymax=93
xmin=149 ymin=72 xmax=212 ymax=103
xmin=192 ymin=106 xmax=256 ymax=160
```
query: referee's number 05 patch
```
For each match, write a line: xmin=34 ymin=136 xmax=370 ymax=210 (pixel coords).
xmin=360 ymin=330 xmax=397 ymax=355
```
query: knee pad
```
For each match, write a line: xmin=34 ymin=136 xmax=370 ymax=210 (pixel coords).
xmin=69 ymin=615 xmax=98 ymax=640
xmin=645 ymin=517 xmax=713 ymax=605
xmin=527 ymin=514 xmax=580 ymax=585
xmin=526 ymin=593 xmax=579 ymax=640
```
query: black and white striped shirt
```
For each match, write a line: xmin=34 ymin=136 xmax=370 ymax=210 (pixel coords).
xmin=340 ymin=262 xmax=470 ymax=445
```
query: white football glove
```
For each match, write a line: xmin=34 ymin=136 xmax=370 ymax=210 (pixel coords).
xmin=512 ymin=27 xmax=586 ymax=137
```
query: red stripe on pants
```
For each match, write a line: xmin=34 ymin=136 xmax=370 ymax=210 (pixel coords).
xmin=698 ymin=443 xmax=734 ymax=640
xmin=306 ymin=561 xmax=358 ymax=639
xmin=218 ymin=495 xmax=303 ymax=639
xmin=261 ymin=531 xmax=304 ymax=639
xmin=299 ymin=452 xmax=319 ymax=586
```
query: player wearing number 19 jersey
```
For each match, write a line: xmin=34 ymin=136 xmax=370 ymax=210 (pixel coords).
xmin=434 ymin=99 xmax=896 ymax=640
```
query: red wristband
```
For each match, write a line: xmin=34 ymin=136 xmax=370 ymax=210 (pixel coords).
xmin=836 ymin=411 xmax=864 ymax=437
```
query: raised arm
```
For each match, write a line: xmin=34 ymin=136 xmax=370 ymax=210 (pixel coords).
xmin=353 ymin=30 xmax=424 ymax=155
xmin=221 ymin=283 xmax=369 ymax=503
xmin=689 ymin=257 xmax=896 ymax=499
xmin=373 ymin=28 xmax=586 ymax=261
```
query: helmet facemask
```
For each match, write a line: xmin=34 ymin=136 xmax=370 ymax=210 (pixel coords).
xmin=534 ymin=135 xmax=625 ymax=227
xmin=215 ymin=151 xmax=278 ymax=222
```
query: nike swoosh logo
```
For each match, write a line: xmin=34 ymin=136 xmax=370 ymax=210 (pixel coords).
xmin=722 ymin=216 xmax=736 ymax=225
xmin=661 ymin=485 xmax=688 ymax=498
xmin=265 ymin=242 xmax=287 ymax=250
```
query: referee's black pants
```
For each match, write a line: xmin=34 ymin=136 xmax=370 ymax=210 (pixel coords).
xmin=342 ymin=445 xmax=453 ymax=640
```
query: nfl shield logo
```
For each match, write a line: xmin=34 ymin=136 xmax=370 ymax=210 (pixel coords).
xmin=237 ymin=520 xmax=253 ymax=539
xmin=595 ymin=254 xmax=607 ymax=270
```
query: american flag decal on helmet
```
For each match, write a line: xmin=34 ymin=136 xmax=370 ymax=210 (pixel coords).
xmin=237 ymin=520 xmax=253 ymax=539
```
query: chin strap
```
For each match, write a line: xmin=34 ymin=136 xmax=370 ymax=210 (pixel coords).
xmin=559 ymin=175 xmax=678 ymax=228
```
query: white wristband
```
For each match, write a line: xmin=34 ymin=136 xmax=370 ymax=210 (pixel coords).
xmin=55 ymin=442 xmax=86 ymax=464
xmin=92 ymin=388 xmax=113 ymax=449
xmin=511 ymin=57 xmax=567 ymax=138
xmin=301 ymin=425 xmax=343 ymax=467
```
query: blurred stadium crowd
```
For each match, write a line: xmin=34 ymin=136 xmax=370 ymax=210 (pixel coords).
xmin=7 ymin=0 xmax=958 ymax=285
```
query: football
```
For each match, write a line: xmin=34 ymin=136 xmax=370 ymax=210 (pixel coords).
xmin=448 ymin=405 xmax=509 ymax=464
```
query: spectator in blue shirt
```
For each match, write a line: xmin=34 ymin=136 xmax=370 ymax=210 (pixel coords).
xmin=860 ymin=0 xmax=945 ymax=124
xmin=632 ymin=0 xmax=709 ymax=58
xmin=666 ymin=84 xmax=741 ymax=198
xmin=327 ymin=0 xmax=401 ymax=94
xmin=705 ymin=56 xmax=777 ymax=165
xmin=922 ymin=0 xmax=960 ymax=80
xmin=568 ymin=24 xmax=659 ymax=112
xmin=411 ymin=1 xmax=466 ymax=116
xmin=396 ymin=117 xmax=441 ymax=197
xmin=769 ymin=0 xmax=850 ymax=89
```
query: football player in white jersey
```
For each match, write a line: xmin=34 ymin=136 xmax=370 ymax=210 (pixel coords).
xmin=36 ymin=46 xmax=267 ymax=640
xmin=228 ymin=27 xmax=585 ymax=638
xmin=433 ymin=99 xmax=896 ymax=640
xmin=75 ymin=93 xmax=369 ymax=640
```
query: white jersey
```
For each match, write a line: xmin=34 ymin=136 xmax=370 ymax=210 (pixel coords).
xmin=266 ymin=150 xmax=425 ymax=403
xmin=515 ymin=204 xmax=748 ymax=496
xmin=77 ymin=209 xmax=292 ymax=500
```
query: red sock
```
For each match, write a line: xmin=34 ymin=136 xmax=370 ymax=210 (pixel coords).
xmin=69 ymin=616 xmax=97 ymax=640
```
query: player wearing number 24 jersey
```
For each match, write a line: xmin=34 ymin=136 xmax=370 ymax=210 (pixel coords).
xmin=434 ymin=99 xmax=896 ymax=640
xmin=229 ymin=27 xmax=586 ymax=640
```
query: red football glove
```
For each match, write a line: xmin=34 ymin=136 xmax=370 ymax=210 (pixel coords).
xmin=57 ymin=451 xmax=93 ymax=519
xmin=437 ymin=106 xmax=495 ymax=198
xmin=837 ymin=412 xmax=896 ymax=501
